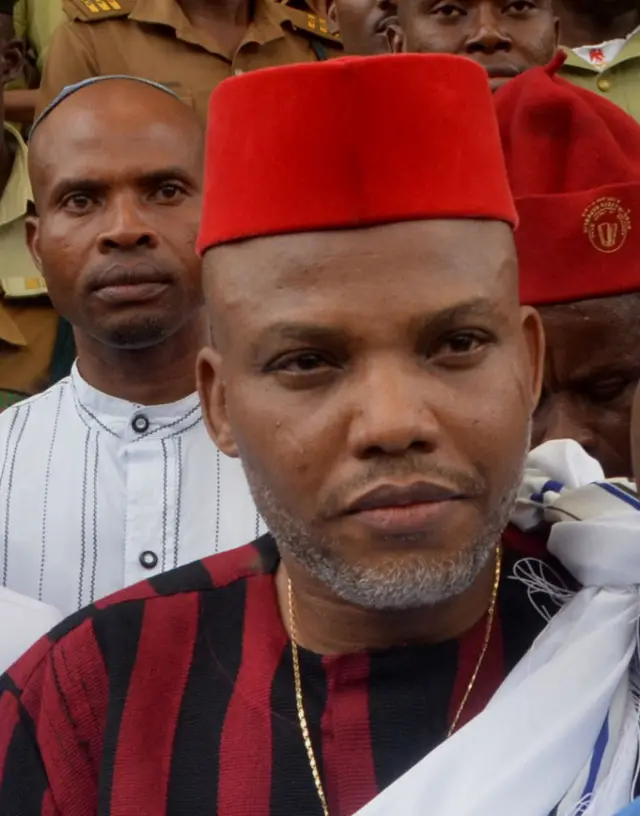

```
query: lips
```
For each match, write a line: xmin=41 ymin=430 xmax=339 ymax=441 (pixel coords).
xmin=485 ymin=65 xmax=522 ymax=80
xmin=344 ymin=481 xmax=465 ymax=536
xmin=347 ymin=481 xmax=461 ymax=513
xmin=88 ymin=263 xmax=172 ymax=293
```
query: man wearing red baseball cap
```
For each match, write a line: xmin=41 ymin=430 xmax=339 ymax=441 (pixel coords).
xmin=0 ymin=53 xmax=639 ymax=816
xmin=495 ymin=53 xmax=640 ymax=479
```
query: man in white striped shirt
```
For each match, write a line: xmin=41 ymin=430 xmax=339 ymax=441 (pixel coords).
xmin=0 ymin=75 xmax=262 ymax=617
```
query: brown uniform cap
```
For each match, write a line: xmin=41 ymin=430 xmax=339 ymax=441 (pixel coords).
xmin=37 ymin=0 xmax=343 ymax=124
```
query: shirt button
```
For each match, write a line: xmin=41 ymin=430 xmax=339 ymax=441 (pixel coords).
xmin=132 ymin=413 xmax=150 ymax=433
xmin=139 ymin=550 xmax=159 ymax=569
xmin=597 ymin=77 xmax=611 ymax=92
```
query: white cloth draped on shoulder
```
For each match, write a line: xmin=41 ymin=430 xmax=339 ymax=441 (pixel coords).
xmin=355 ymin=439 xmax=640 ymax=816
xmin=0 ymin=588 xmax=61 ymax=673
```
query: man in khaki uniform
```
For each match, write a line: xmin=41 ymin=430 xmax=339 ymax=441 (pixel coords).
xmin=555 ymin=0 xmax=640 ymax=122
xmin=0 ymin=5 xmax=60 ymax=409
xmin=5 ymin=0 xmax=64 ymax=124
xmin=37 ymin=0 xmax=342 ymax=123
xmin=13 ymin=0 xmax=64 ymax=73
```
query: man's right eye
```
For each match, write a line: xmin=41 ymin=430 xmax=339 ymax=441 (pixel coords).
xmin=62 ymin=194 xmax=94 ymax=212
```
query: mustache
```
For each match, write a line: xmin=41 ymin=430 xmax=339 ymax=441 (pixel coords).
xmin=321 ymin=458 xmax=486 ymax=518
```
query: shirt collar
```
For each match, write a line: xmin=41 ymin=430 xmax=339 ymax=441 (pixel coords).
xmin=0 ymin=300 xmax=27 ymax=347
xmin=70 ymin=362 xmax=203 ymax=440
xmin=0 ymin=124 xmax=31 ymax=230
xmin=129 ymin=0 xmax=286 ymax=55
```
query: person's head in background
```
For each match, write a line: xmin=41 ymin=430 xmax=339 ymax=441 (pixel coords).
xmin=328 ymin=0 xmax=398 ymax=55
xmin=331 ymin=0 xmax=559 ymax=88
xmin=553 ymin=0 xmax=640 ymax=47
xmin=496 ymin=60 xmax=640 ymax=478
xmin=390 ymin=0 xmax=558 ymax=89
xmin=26 ymin=77 xmax=206 ymax=405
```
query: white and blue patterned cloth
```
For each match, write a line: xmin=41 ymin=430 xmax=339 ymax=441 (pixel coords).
xmin=617 ymin=799 xmax=640 ymax=816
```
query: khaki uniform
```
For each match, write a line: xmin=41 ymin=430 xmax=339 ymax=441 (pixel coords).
xmin=13 ymin=0 xmax=66 ymax=73
xmin=560 ymin=30 xmax=640 ymax=123
xmin=38 ymin=0 xmax=343 ymax=122
xmin=0 ymin=124 xmax=58 ymax=410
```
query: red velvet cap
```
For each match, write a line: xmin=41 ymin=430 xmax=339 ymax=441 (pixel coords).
xmin=495 ymin=54 xmax=640 ymax=305
xmin=197 ymin=54 xmax=516 ymax=253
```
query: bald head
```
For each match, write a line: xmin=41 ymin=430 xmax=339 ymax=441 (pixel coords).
xmin=29 ymin=78 xmax=203 ymax=206
xmin=25 ymin=76 xmax=206 ymax=354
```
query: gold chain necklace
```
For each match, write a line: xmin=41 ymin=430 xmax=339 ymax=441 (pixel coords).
xmin=287 ymin=544 xmax=502 ymax=816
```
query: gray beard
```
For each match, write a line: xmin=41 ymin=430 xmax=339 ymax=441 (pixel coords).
xmin=241 ymin=429 xmax=529 ymax=612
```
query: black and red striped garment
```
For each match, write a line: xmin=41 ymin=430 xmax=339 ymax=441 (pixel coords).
xmin=0 ymin=527 xmax=560 ymax=816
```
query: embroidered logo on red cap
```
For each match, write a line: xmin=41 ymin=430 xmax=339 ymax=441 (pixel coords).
xmin=583 ymin=197 xmax=631 ymax=254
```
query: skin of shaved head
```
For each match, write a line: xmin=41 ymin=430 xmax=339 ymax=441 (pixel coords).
xmin=29 ymin=80 xmax=203 ymax=208
xmin=25 ymin=80 xmax=207 ymax=403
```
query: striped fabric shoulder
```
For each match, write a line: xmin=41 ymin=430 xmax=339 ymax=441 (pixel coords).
xmin=197 ymin=533 xmax=280 ymax=591
xmin=0 ymin=610 xmax=106 ymax=815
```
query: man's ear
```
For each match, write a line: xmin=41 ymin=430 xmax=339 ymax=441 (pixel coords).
xmin=196 ymin=346 xmax=239 ymax=458
xmin=0 ymin=39 xmax=24 ymax=86
xmin=25 ymin=212 xmax=44 ymax=273
xmin=385 ymin=21 xmax=405 ymax=53
xmin=520 ymin=305 xmax=545 ymax=411
xmin=327 ymin=0 xmax=339 ymax=35
xmin=631 ymin=381 xmax=640 ymax=485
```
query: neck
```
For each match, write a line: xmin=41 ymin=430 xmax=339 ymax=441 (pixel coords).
xmin=74 ymin=311 xmax=208 ymax=405
xmin=556 ymin=4 xmax=640 ymax=47
xmin=0 ymin=112 xmax=14 ymax=201
xmin=276 ymin=549 xmax=499 ymax=654
xmin=178 ymin=0 xmax=252 ymax=27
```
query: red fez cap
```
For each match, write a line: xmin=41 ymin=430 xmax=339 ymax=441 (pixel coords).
xmin=495 ymin=55 xmax=640 ymax=306
xmin=197 ymin=54 xmax=516 ymax=253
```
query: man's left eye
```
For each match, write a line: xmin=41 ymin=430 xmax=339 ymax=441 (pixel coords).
xmin=506 ymin=0 xmax=536 ymax=12
xmin=155 ymin=184 xmax=184 ymax=201
xmin=442 ymin=332 xmax=485 ymax=354
xmin=587 ymin=377 xmax=631 ymax=403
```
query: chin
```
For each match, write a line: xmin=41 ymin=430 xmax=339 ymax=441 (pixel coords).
xmin=301 ymin=535 xmax=496 ymax=611
xmin=97 ymin=318 xmax=173 ymax=350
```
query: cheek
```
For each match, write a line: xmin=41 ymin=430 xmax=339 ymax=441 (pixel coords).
xmin=38 ymin=228 xmax=85 ymax=302
xmin=521 ymin=23 xmax=557 ymax=60
xmin=406 ymin=21 xmax=463 ymax=51
xmin=447 ymin=366 xmax=531 ymax=483
xmin=224 ymin=380 xmax=339 ymax=501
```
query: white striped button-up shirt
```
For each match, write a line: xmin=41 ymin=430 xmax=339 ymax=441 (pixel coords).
xmin=0 ymin=365 xmax=263 ymax=617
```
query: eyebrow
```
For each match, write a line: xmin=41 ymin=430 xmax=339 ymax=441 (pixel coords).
xmin=253 ymin=297 xmax=504 ymax=350
xmin=48 ymin=167 xmax=197 ymax=203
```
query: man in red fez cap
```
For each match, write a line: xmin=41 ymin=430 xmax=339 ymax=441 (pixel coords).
xmin=0 ymin=53 xmax=640 ymax=816
xmin=495 ymin=55 xmax=640 ymax=478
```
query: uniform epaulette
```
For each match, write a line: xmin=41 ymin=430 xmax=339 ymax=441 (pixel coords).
xmin=62 ymin=0 xmax=135 ymax=23
xmin=281 ymin=7 xmax=342 ymax=47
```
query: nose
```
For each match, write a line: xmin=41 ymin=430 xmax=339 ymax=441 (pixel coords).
xmin=465 ymin=5 xmax=511 ymax=54
xmin=348 ymin=358 xmax=440 ymax=459
xmin=97 ymin=193 xmax=160 ymax=253
xmin=534 ymin=394 xmax=598 ymax=458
